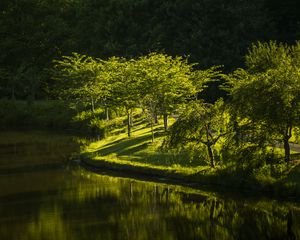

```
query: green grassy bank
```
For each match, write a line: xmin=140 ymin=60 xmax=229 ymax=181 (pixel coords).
xmin=80 ymin=115 xmax=300 ymax=198
xmin=2 ymin=100 xmax=300 ymax=197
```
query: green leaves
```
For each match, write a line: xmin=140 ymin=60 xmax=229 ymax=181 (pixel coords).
xmin=166 ymin=99 xmax=229 ymax=167
xmin=52 ymin=52 xmax=198 ymax=112
xmin=245 ymin=41 xmax=291 ymax=73
xmin=51 ymin=52 xmax=222 ymax=137
xmin=52 ymin=53 xmax=104 ymax=102
xmin=231 ymin=41 xmax=300 ymax=126
xmin=168 ymin=100 xmax=228 ymax=146
xmin=229 ymin=41 xmax=300 ymax=162
xmin=137 ymin=53 xmax=194 ymax=113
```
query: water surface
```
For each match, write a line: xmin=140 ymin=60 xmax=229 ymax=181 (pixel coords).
xmin=0 ymin=131 xmax=299 ymax=240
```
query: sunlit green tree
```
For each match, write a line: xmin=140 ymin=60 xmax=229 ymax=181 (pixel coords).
xmin=52 ymin=53 xmax=106 ymax=113
xmin=138 ymin=53 xmax=194 ymax=131
xmin=166 ymin=100 xmax=229 ymax=167
xmin=108 ymin=57 xmax=141 ymax=137
xmin=229 ymin=41 xmax=300 ymax=162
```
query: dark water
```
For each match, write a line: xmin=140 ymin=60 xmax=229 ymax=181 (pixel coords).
xmin=0 ymin=131 xmax=300 ymax=240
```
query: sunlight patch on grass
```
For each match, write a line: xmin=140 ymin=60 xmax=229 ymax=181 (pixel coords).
xmin=82 ymin=115 xmax=207 ymax=173
xmin=90 ymin=154 xmax=208 ymax=175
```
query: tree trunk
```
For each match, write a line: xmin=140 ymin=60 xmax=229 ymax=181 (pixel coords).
xmin=163 ymin=113 xmax=168 ymax=131
xmin=284 ymin=126 xmax=292 ymax=163
xmin=105 ymin=106 xmax=109 ymax=121
xmin=130 ymin=113 xmax=134 ymax=126
xmin=207 ymin=144 xmax=215 ymax=168
xmin=151 ymin=122 xmax=155 ymax=143
xmin=127 ymin=112 xmax=131 ymax=137
xmin=154 ymin=114 xmax=158 ymax=124
xmin=283 ymin=136 xmax=291 ymax=163
xmin=91 ymin=97 xmax=95 ymax=115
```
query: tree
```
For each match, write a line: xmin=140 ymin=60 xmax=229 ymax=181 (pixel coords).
xmin=108 ymin=57 xmax=141 ymax=137
xmin=245 ymin=41 xmax=290 ymax=73
xmin=141 ymin=95 xmax=157 ymax=143
xmin=166 ymin=100 xmax=229 ymax=167
xmin=148 ymin=0 xmax=274 ymax=69
xmin=52 ymin=53 xmax=105 ymax=113
xmin=0 ymin=0 xmax=74 ymax=99
xmin=137 ymin=53 xmax=194 ymax=131
xmin=229 ymin=41 xmax=300 ymax=162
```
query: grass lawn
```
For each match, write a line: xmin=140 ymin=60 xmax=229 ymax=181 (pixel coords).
xmin=80 ymin=113 xmax=300 ymax=198
xmin=82 ymin=115 xmax=210 ymax=177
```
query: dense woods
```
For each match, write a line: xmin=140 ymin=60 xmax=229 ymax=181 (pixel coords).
xmin=1 ymin=0 xmax=300 ymax=100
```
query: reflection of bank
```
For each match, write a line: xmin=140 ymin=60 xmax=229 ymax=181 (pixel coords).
xmin=287 ymin=210 xmax=296 ymax=240
xmin=1 ymin=130 xmax=300 ymax=240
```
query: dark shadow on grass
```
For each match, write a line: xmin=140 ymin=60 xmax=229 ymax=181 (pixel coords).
xmin=131 ymin=125 xmax=149 ymax=132
xmin=91 ymin=125 xmax=200 ymax=168
xmin=131 ymin=123 xmax=163 ymax=133
xmin=99 ymin=127 xmax=165 ymax=151
xmin=99 ymin=137 xmax=127 ymax=149
xmin=120 ymin=142 xmax=150 ymax=155
xmin=94 ymin=133 xmax=153 ymax=156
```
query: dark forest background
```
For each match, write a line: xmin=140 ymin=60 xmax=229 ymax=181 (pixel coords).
xmin=0 ymin=0 xmax=299 ymax=100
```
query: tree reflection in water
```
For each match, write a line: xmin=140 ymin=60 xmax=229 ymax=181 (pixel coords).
xmin=0 ymin=131 xmax=300 ymax=240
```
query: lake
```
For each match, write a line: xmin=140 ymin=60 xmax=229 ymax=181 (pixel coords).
xmin=0 ymin=131 xmax=299 ymax=240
